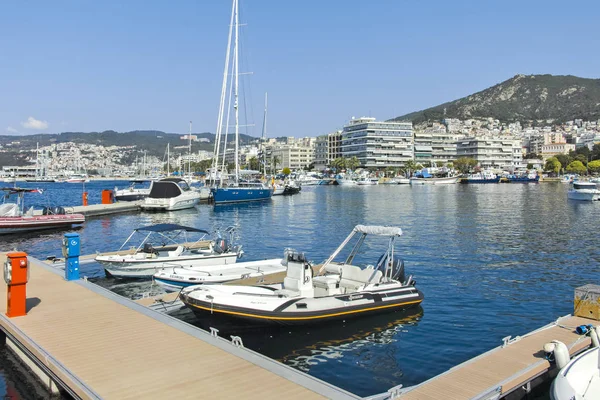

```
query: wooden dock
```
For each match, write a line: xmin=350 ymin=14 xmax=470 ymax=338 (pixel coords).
xmin=0 ymin=253 xmax=358 ymax=400
xmin=397 ymin=314 xmax=593 ymax=399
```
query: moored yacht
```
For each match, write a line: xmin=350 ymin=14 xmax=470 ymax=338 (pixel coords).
xmin=140 ymin=178 xmax=201 ymax=211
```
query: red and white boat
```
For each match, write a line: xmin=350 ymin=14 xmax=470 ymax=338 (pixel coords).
xmin=66 ymin=173 xmax=90 ymax=183
xmin=0 ymin=187 xmax=85 ymax=235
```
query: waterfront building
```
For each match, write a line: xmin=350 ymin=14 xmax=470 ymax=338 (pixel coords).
xmin=341 ymin=117 xmax=413 ymax=168
xmin=541 ymin=143 xmax=576 ymax=158
xmin=414 ymin=123 xmax=464 ymax=165
xmin=267 ymin=141 xmax=315 ymax=171
xmin=456 ymin=136 xmax=523 ymax=171
xmin=314 ymin=131 xmax=342 ymax=171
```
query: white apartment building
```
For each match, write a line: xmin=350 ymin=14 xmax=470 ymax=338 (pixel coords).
xmin=456 ymin=137 xmax=523 ymax=171
xmin=414 ymin=124 xmax=464 ymax=164
xmin=341 ymin=117 xmax=413 ymax=168
xmin=267 ymin=142 xmax=315 ymax=171
xmin=314 ymin=131 xmax=342 ymax=171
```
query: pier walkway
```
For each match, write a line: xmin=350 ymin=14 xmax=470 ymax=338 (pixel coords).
xmin=397 ymin=314 xmax=592 ymax=399
xmin=0 ymin=253 xmax=358 ymax=400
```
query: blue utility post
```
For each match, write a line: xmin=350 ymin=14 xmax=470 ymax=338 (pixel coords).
xmin=63 ymin=233 xmax=80 ymax=281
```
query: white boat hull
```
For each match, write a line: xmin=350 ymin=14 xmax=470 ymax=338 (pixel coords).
xmin=409 ymin=176 xmax=458 ymax=185
xmin=153 ymin=258 xmax=286 ymax=291
xmin=336 ymin=179 xmax=357 ymax=186
xmin=181 ymin=282 xmax=422 ymax=326
xmin=100 ymin=252 xmax=238 ymax=278
xmin=568 ymin=189 xmax=600 ymax=201
xmin=551 ymin=346 xmax=600 ymax=400
xmin=140 ymin=194 xmax=200 ymax=211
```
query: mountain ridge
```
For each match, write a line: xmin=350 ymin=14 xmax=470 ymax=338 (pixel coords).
xmin=392 ymin=74 xmax=600 ymax=125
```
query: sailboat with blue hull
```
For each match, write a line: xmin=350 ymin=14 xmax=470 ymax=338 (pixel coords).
xmin=210 ymin=0 xmax=272 ymax=204
xmin=212 ymin=186 xmax=272 ymax=203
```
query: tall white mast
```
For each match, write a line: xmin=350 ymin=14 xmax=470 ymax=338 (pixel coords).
xmin=188 ymin=121 xmax=192 ymax=177
xmin=213 ymin=0 xmax=236 ymax=187
xmin=35 ymin=142 xmax=39 ymax=178
xmin=233 ymin=0 xmax=240 ymax=185
xmin=261 ymin=92 xmax=268 ymax=176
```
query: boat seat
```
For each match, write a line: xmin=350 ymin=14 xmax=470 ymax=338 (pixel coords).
xmin=168 ymin=245 xmax=185 ymax=258
xmin=323 ymin=263 xmax=342 ymax=274
xmin=313 ymin=275 xmax=339 ymax=289
xmin=339 ymin=265 xmax=383 ymax=292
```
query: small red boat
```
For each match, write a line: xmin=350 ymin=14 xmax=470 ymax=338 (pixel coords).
xmin=0 ymin=187 xmax=85 ymax=235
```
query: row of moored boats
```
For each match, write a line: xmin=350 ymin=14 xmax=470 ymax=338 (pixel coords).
xmin=95 ymin=223 xmax=423 ymax=326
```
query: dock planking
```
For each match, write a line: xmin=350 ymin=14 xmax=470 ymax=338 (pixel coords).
xmin=0 ymin=253 xmax=358 ymax=399
xmin=398 ymin=314 xmax=593 ymax=399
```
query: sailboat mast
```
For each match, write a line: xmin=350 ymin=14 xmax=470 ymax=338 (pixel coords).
xmin=188 ymin=121 xmax=192 ymax=177
xmin=35 ymin=142 xmax=39 ymax=178
xmin=213 ymin=0 xmax=236 ymax=187
xmin=261 ymin=92 xmax=268 ymax=176
xmin=233 ymin=0 xmax=240 ymax=185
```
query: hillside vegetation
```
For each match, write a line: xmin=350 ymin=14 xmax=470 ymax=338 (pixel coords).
xmin=393 ymin=74 xmax=600 ymax=124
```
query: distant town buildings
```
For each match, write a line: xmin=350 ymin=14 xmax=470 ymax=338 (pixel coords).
xmin=2 ymin=116 xmax=600 ymax=178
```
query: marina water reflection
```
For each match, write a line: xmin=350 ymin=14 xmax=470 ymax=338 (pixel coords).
xmin=1 ymin=181 xmax=599 ymax=397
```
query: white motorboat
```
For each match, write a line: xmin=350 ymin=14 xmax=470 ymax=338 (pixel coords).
xmin=180 ymin=224 xmax=423 ymax=326
xmin=393 ymin=177 xmax=410 ymax=185
xmin=335 ymin=174 xmax=357 ymax=186
xmin=66 ymin=173 xmax=90 ymax=183
xmin=153 ymin=258 xmax=287 ymax=291
xmin=357 ymin=177 xmax=378 ymax=185
xmin=568 ymin=182 xmax=600 ymax=201
xmin=96 ymin=224 xmax=243 ymax=278
xmin=140 ymin=178 xmax=201 ymax=211
xmin=551 ymin=344 xmax=600 ymax=399
xmin=114 ymin=182 xmax=151 ymax=202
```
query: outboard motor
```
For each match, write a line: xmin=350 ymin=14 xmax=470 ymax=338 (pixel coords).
xmin=213 ymin=238 xmax=227 ymax=254
xmin=53 ymin=206 xmax=66 ymax=215
xmin=142 ymin=243 xmax=155 ymax=254
xmin=376 ymin=253 xmax=406 ymax=282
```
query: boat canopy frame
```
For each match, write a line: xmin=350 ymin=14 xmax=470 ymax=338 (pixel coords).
xmin=117 ymin=224 xmax=211 ymax=252
xmin=318 ymin=225 xmax=402 ymax=280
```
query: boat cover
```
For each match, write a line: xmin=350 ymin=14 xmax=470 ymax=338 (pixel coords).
xmin=148 ymin=181 xmax=183 ymax=198
xmin=134 ymin=224 xmax=209 ymax=234
xmin=354 ymin=225 xmax=402 ymax=236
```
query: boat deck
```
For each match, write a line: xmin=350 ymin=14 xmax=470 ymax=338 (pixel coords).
xmin=0 ymin=253 xmax=357 ymax=399
xmin=398 ymin=314 xmax=593 ymax=399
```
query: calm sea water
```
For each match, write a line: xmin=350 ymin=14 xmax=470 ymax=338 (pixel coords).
xmin=1 ymin=180 xmax=599 ymax=397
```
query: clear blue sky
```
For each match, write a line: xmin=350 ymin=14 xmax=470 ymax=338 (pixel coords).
xmin=1 ymin=0 xmax=599 ymax=137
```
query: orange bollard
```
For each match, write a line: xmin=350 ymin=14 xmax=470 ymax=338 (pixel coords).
xmin=82 ymin=191 xmax=89 ymax=206
xmin=4 ymin=251 xmax=29 ymax=318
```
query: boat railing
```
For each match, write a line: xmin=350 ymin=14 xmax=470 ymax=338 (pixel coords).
xmin=169 ymin=265 xmax=211 ymax=275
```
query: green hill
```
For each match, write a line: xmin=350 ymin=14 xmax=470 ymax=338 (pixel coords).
xmin=392 ymin=74 xmax=600 ymax=124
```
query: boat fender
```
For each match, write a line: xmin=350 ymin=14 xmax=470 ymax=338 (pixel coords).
xmin=591 ymin=327 xmax=600 ymax=348
xmin=549 ymin=340 xmax=570 ymax=369
xmin=575 ymin=324 xmax=593 ymax=335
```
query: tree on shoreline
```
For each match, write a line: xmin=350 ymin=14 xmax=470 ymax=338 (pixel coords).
xmin=453 ymin=157 xmax=478 ymax=174
xmin=544 ymin=157 xmax=561 ymax=175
